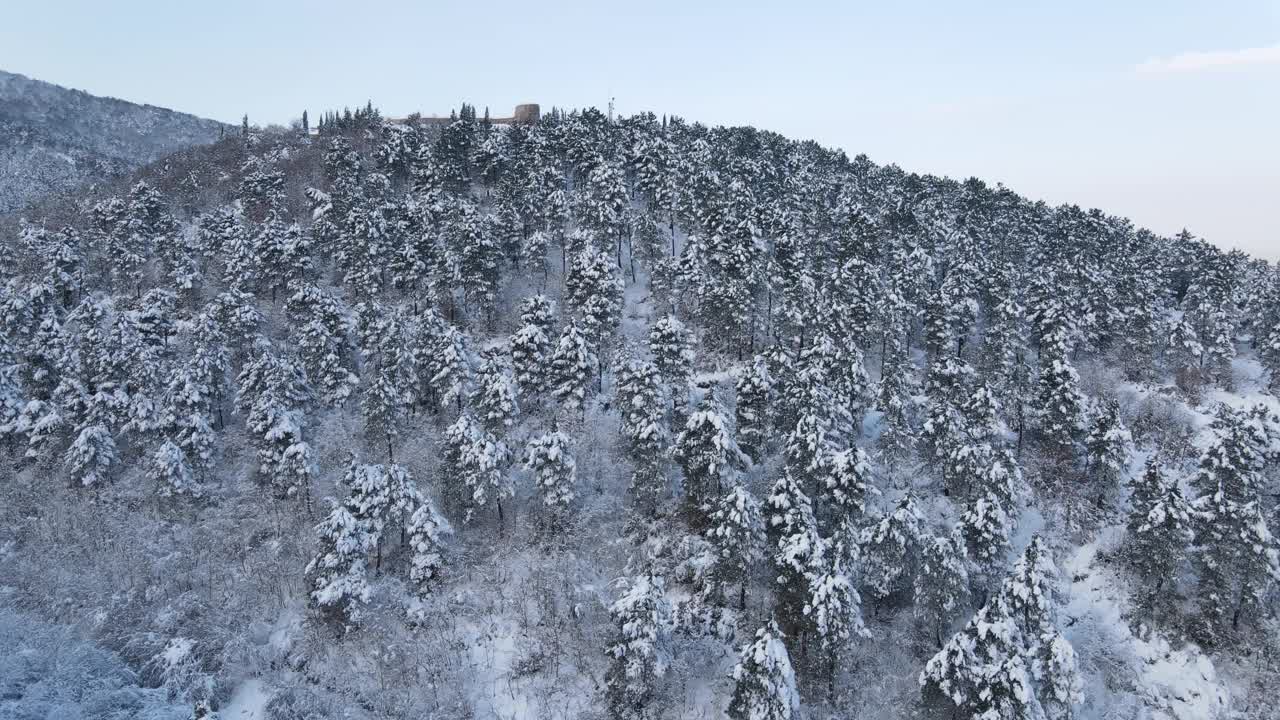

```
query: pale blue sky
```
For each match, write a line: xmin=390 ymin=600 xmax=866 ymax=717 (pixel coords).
xmin=3 ymin=1 xmax=1277 ymax=259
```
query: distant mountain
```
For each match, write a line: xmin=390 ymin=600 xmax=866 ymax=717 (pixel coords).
xmin=0 ymin=69 xmax=228 ymax=214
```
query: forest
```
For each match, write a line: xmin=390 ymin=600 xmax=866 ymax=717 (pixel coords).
xmin=0 ymin=101 xmax=1277 ymax=720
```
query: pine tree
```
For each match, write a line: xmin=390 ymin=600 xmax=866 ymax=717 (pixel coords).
xmin=673 ymin=384 xmax=747 ymax=527
xmin=1036 ymin=328 xmax=1085 ymax=462
xmin=431 ymin=324 xmax=472 ymax=411
xmin=616 ymin=356 xmax=669 ymax=515
xmin=406 ymin=498 xmax=452 ymax=595
xmin=605 ymin=574 xmax=673 ymax=720
xmin=305 ymin=499 xmax=372 ymax=627
xmin=765 ymin=471 xmax=824 ymax=642
xmin=361 ymin=310 xmax=412 ymax=462
xmin=648 ymin=315 xmax=694 ymax=422
xmin=734 ymin=355 xmax=773 ymax=464
xmin=150 ymin=438 xmax=198 ymax=498
xmin=727 ymin=619 xmax=801 ymax=720
xmin=706 ymin=483 xmax=765 ymax=609
xmin=341 ymin=458 xmax=420 ymax=574
xmin=470 ymin=350 xmax=519 ymax=433
xmin=287 ymin=283 xmax=358 ymax=406
xmin=921 ymin=536 xmax=1082 ymax=720
xmin=915 ymin=531 xmax=971 ymax=649
xmin=1123 ymin=459 xmax=1192 ymax=620
xmin=1190 ymin=405 xmax=1280 ymax=643
xmin=1084 ymin=398 xmax=1131 ymax=506
xmin=858 ymin=494 xmax=924 ymax=608
xmin=510 ymin=297 xmax=555 ymax=401
xmin=566 ymin=245 xmax=624 ymax=355
xmin=441 ymin=412 xmax=510 ymax=524
xmin=64 ymin=423 xmax=116 ymax=488
xmin=804 ymin=549 xmax=867 ymax=703
xmin=821 ymin=446 xmax=873 ymax=538
xmin=550 ymin=320 xmax=596 ymax=418
xmin=524 ymin=430 xmax=577 ymax=540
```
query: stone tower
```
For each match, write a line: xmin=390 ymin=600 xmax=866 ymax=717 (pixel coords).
xmin=513 ymin=103 xmax=540 ymax=124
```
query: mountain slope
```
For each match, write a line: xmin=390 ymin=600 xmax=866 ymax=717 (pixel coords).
xmin=0 ymin=69 xmax=228 ymax=214
xmin=0 ymin=107 xmax=1277 ymax=720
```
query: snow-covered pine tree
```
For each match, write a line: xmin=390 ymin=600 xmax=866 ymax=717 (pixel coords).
xmin=361 ymin=309 xmax=412 ymax=462
xmin=1035 ymin=326 xmax=1085 ymax=462
xmin=1084 ymin=398 xmax=1131 ymax=507
xmin=706 ymin=482 xmax=765 ymax=609
xmin=920 ymin=536 xmax=1081 ymax=720
xmin=765 ymin=471 xmax=824 ymax=644
xmin=727 ymin=619 xmax=801 ymax=720
xmin=821 ymin=446 xmax=873 ymax=539
xmin=858 ymin=493 xmax=924 ymax=609
xmin=565 ymin=245 xmax=624 ymax=358
xmin=430 ymin=323 xmax=472 ymax=412
xmin=149 ymin=438 xmax=197 ymax=498
xmin=1123 ymin=459 xmax=1192 ymax=620
xmin=305 ymin=498 xmax=372 ymax=628
xmin=914 ymin=530 xmax=970 ymax=649
xmin=673 ymin=383 xmax=747 ymax=528
xmin=648 ymin=315 xmax=694 ymax=422
xmin=406 ymin=497 xmax=452 ymax=596
xmin=441 ymin=412 xmax=510 ymax=524
xmin=510 ymin=296 xmax=556 ymax=402
xmin=604 ymin=573 xmax=673 ymax=720
xmin=1189 ymin=405 xmax=1280 ymax=643
xmin=286 ymin=282 xmax=359 ymax=406
xmin=734 ymin=354 xmax=773 ymax=464
xmin=470 ymin=349 xmax=519 ymax=434
xmin=524 ymin=430 xmax=577 ymax=540
xmin=804 ymin=550 xmax=867 ymax=702
xmin=341 ymin=457 xmax=420 ymax=574
xmin=615 ymin=356 xmax=670 ymax=515
xmin=876 ymin=342 xmax=920 ymax=462
xmin=550 ymin=320 xmax=596 ymax=419
xmin=64 ymin=422 xmax=116 ymax=488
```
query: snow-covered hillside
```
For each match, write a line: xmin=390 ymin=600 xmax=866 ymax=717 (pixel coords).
xmin=0 ymin=104 xmax=1277 ymax=720
xmin=0 ymin=70 xmax=227 ymax=215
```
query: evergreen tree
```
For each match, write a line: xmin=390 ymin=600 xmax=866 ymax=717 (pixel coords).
xmin=470 ymin=350 xmax=519 ymax=434
xmin=406 ymin=498 xmax=452 ymax=595
xmin=305 ymin=498 xmax=372 ymax=627
xmin=1036 ymin=328 xmax=1085 ymax=462
xmin=287 ymin=283 xmax=359 ymax=406
xmin=858 ymin=494 xmax=924 ymax=608
xmin=673 ymin=384 xmax=747 ymax=527
xmin=804 ymin=550 xmax=867 ymax=703
xmin=706 ymin=482 xmax=765 ymax=609
xmin=566 ymin=245 xmax=624 ymax=354
xmin=441 ymin=412 xmax=510 ymax=524
xmin=150 ymin=438 xmax=198 ymax=498
xmin=1123 ymin=459 xmax=1193 ymax=621
xmin=921 ymin=536 xmax=1082 ymax=720
xmin=361 ymin=310 xmax=412 ymax=462
xmin=510 ymin=297 xmax=555 ymax=401
xmin=914 ymin=531 xmax=971 ymax=649
xmin=1190 ymin=405 xmax=1280 ymax=643
xmin=648 ymin=315 xmax=694 ymax=421
xmin=1084 ymin=398 xmax=1131 ymax=506
xmin=605 ymin=574 xmax=673 ymax=720
xmin=64 ymin=422 xmax=116 ymax=488
xmin=734 ymin=354 xmax=773 ymax=464
xmin=616 ymin=356 xmax=670 ymax=515
xmin=431 ymin=324 xmax=473 ymax=411
xmin=524 ymin=430 xmax=577 ymax=540
xmin=727 ymin=619 xmax=801 ymax=720
xmin=550 ymin=320 xmax=596 ymax=418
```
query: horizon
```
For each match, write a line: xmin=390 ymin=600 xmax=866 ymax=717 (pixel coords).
xmin=2 ymin=1 xmax=1276 ymax=260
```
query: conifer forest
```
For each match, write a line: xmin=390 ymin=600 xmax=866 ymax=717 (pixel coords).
xmin=1 ymin=102 xmax=1278 ymax=720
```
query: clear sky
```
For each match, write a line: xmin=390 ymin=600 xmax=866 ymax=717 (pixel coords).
xmin=3 ymin=1 xmax=1277 ymax=259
